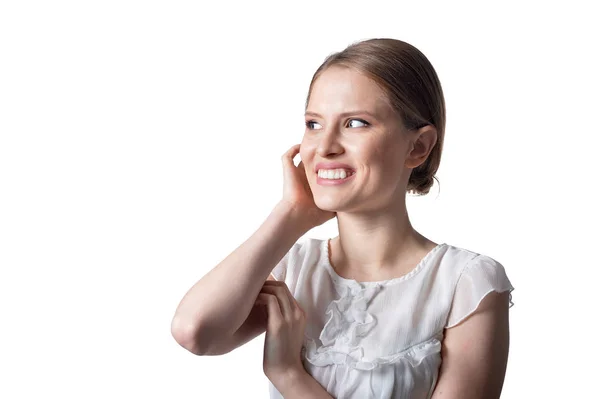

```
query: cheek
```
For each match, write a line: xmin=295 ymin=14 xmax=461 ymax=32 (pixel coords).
xmin=355 ymin=144 xmax=384 ymax=164
xmin=300 ymin=139 xmax=317 ymax=156
xmin=299 ymin=148 xmax=310 ymax=166
xmin=358 ymin=146 xmax=401 ymax=178
xmin=299 ymin=145 xmax=307 ymax=158
xmin=374 ymin=139 xmax=403 ymax=166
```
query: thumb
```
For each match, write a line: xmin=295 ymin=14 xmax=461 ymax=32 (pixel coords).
xmin=281 ymin=144 xmax=301 ymax=175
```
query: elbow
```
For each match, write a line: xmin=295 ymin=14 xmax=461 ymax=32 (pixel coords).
xmin=170 ymin=316 xmax=208 ymax=356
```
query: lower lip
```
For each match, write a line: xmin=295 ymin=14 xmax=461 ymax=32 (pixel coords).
xmin=317 ymin=172 xmax=356 ymax=186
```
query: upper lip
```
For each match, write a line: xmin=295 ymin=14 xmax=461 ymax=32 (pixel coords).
xmin=315 ymin=162 xmax=355 ymax=172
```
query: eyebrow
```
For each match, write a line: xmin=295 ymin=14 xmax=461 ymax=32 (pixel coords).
xmin=304 ymin=110 xmax=379 ymax=119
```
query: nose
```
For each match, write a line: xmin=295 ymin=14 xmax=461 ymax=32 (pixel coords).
xmin=316 ymin=126 xmax=344 ymax=158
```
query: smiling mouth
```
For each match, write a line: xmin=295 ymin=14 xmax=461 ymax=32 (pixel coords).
xmin=316 ymin=170 xmax=356 ymax=185
xmin=317 ymin=173 xmax=356 ymax=181
xmin=316 ymin=169 xmax=356 ymax=180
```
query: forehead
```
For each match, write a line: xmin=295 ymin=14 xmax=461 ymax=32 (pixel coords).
xmin=308 ymin=66 xmax=393 ymax=117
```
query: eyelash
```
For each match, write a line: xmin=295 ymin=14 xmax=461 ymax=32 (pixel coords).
xmin=305 ymin=118 xmax=370 ymax=130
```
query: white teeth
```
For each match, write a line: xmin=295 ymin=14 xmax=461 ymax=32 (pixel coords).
xmin=318 ymin=168 xmax=353 ymax=180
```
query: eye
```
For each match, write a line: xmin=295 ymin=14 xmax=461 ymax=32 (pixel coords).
xmin=305 ymin=118 xmax=370 ymax=130
xmin=347 ymin=118 xmax=370 ymax=128
xmin=305 ymin=120 xmax=322 ymax=130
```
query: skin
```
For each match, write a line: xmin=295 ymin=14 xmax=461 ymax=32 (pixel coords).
xmin=300 ymin=65 xmax=440 ymax=280
xmin=263 ymin=66 xmax=510 ymax=398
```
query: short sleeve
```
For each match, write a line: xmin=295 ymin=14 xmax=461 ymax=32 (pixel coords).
xmin=269 ymin=242 xmax=301 ymax=281
xmin=445 ymin=254 xmax=515 ymax=329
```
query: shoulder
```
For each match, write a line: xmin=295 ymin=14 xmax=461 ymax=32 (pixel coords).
xmin=437 ymin=244 xmax=508 ymax=279
xmin=443 ymin=244 xmax=515 ymax=329
xmin=270 ymin=238 xmax=321 ymax=282
xmin=454 ymin=250 xmax=513 ymax=295
xmin=289 ymin=237 xmax=328 ymax=267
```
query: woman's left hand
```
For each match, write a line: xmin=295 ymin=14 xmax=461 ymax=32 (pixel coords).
xmin=254 ymin=280 xmax=307 ymax=383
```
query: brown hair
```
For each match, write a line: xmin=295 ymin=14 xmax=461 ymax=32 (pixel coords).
xmin=305 ymin=38 xmax=446 ymax=196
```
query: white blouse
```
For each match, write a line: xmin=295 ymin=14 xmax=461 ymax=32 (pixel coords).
xmin=268 ymin=238 xmax=514 ymax=399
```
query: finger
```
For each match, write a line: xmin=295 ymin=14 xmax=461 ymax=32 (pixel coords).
xmin=260 ymin=284 xmax=293 ymax=317
xmin=260 ymin=283 xmax=293 ymax=319
xmin=281 ymin=144 xmax=301 ymax=168
xmin=279 ymin=281 xmax=305 ymax=318
xmin=263 ymin=281 xmax=303 ymax=317
xmin=255 ymin=292 xmax=283 ymax=331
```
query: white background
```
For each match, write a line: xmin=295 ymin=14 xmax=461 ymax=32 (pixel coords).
xmin=1 ymin=1 xmax=598 ymax=398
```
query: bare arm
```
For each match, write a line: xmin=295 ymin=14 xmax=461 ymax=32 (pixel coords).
xmin=273 ymin=368 xmax=335 ymax=399
xmin=431 ymin=291 xmax=510 ymax=398
xmin=170 ymin=201 xmax=311 ymax=355
xmin=201 ymin=273 xmax=276 ymax=356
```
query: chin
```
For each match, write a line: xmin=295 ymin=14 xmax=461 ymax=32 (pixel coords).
xmin=314 ymin=197 xmax=346 ymax=213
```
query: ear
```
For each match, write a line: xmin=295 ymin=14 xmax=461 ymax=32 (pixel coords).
xmin=405 ymin=125 xmax=438 ymax=169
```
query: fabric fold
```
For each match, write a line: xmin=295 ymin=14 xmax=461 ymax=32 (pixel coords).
xmin=445 ymin=255 xmax=515 ymax=329
xmin=303 ymin=336 xmax=442 ymax=371
xmin=303 ymin=279 xmax=440 ymax=371
xmin=318 ymin=281 xmax=384 ymax=347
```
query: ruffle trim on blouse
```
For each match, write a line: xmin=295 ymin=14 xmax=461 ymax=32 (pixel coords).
xmin=319 ymin=280 xmax=384 ymax=347
xmin=303 ymin=336 xmax=441 ymax=371
xmin=302 ymin=278 xmax=440 ymax=371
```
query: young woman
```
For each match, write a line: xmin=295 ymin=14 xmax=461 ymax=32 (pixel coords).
xmin=171 ymin=38 xmax=515 ymax=399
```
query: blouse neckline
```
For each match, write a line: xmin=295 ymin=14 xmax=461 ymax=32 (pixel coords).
xmin=321 ymin=238 xmax=447 ymax=288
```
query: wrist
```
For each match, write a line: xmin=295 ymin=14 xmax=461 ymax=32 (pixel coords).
xmin=272 ymin=201 xmax=313 ymax=233
xmin=269 ymin=366 xmax=307 ymax=395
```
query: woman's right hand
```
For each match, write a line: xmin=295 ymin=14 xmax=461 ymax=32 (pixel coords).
xmin=279 ymin=144 xmax=336 ymax=228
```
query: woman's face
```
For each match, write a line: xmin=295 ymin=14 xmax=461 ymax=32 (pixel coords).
xmin=300 ymin=66 xmax=418 ymax=213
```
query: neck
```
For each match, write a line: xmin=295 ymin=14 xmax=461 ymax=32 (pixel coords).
xmin=331 ymin=200 xmax=434 ymax=279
